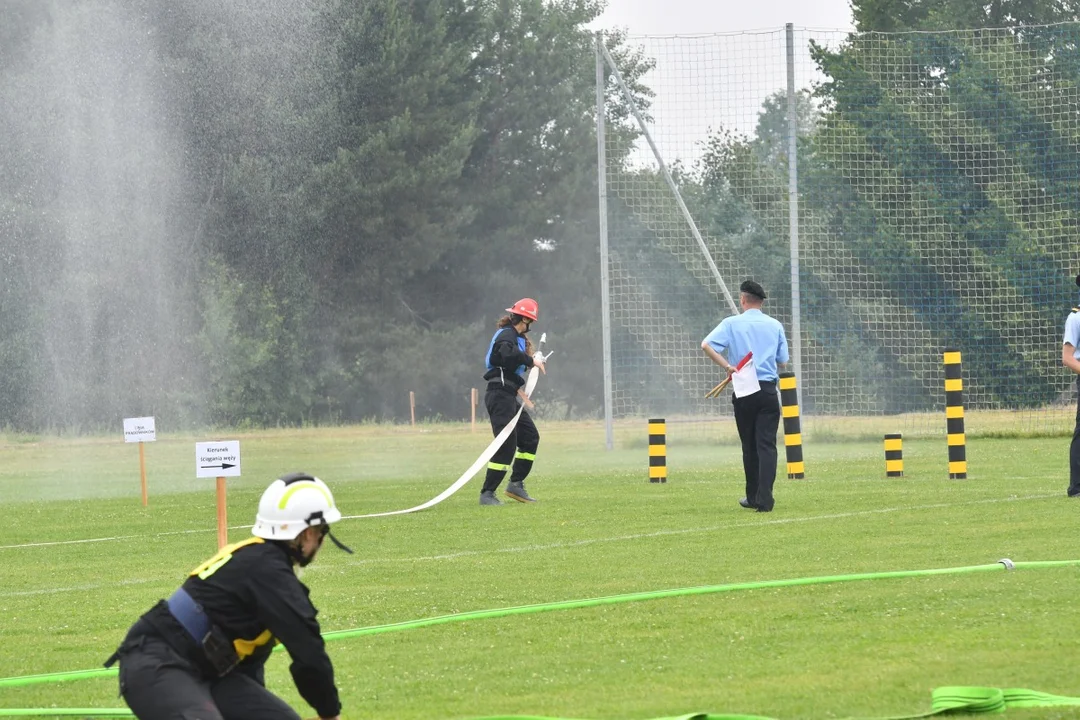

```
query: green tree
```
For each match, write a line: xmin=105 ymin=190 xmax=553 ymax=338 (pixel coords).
xmin=294 ymin=0 xmax=647 ymax=421
xmin=853 ymin=0 xmax=1080 ymax=31
xmin=0 ymin=0 xmax=649 ymax=429
xmin=434 ymin=2 xmax=649 ymax=418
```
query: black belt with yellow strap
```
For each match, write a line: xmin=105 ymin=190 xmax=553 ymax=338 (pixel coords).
xmin=166 ymin=587 xmax=244 ymax=676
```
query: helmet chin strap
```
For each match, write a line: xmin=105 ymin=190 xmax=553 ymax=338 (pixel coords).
xmin=326 ymin=528 xmax=354 ymax=554
xmin=285 ymin=525 xmax=354 ymax=567
xmin=304 ymin=510 xmax=354 ymax=555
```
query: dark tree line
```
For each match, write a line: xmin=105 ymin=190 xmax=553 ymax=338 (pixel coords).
xmin=7 ymin=0 xmax=1074 ymax=430
xmin=0 ymin=0 xmax=648 ymax=430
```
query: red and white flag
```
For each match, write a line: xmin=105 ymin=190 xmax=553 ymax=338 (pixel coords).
xmin=731 ymin=356 xmax=760 ymax=398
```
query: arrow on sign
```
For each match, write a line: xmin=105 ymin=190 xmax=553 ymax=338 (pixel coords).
xmin=201 ymin=463 xmax=237 ymax=470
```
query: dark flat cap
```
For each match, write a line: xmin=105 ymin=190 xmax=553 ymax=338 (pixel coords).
xmin=1075 ymin=272 xmax=1080 ymax=288
xmin=740 ymin=279 xmax=767 ymax=300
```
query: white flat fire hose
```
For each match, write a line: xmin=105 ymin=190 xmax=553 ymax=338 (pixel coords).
xmin=344 ymin=334 xmax=548 ymax=519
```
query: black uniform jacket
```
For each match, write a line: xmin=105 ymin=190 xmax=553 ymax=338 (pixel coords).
xmin=132 ymin=537 xmax=341 ymax=718
xmin=483 ymin=326 xmax=534 ymax=390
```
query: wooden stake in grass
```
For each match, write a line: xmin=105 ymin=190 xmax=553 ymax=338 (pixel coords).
xmin=195 ymin=440 xmax=240 ymax=550
xmin=217 ymin=476 xmax=228 ymax=549
xmin=138 ymin=442 xmax=148 ymax=507
xmin=123 ymin=416 xmax=157 ymax=507
xmin=410 ymin=391 xmax=416 ymax=426
xmin=471 ymin=387 xmax=478 ymax=432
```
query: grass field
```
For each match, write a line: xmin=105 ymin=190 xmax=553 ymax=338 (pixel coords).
xmin=2 ymin=420 xmax=1080 ymax=719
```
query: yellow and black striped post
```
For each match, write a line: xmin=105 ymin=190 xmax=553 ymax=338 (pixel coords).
xmin=884 ymin=433 xmax=904 ymax=477
xmin=944 ymin=348 xmax=967 ymax=479
xmin=779 ymin=371 xmax=804 ymax=479
xmin=648 ymin=418 xmax=667 ymax=483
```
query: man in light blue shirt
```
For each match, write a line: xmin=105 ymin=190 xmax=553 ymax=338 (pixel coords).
xmin=702 ymin=280 xmax=790 ymax=512
xmin=1062 ymin=273 xmax=1080 ymax=498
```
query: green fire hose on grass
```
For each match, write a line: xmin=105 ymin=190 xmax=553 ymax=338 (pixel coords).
xmin=3 ymin=687 xmax=1080 ymax=719
xmin=1 ymin=559 xmax=1078 ymax=718
xmin=466 ymin=686 xmax=1080 ymax=718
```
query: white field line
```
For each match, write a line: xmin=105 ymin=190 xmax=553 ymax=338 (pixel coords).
xmin=1 ymin=576 xmax=163 ymax=597
xmin=0 ymin=493 xmax=1056 ymax=598
xmin=0 ymin=524 xmax=255 ymax=550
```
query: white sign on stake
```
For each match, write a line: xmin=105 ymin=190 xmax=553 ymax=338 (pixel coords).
xmin=123 ymin=417 xmax=157 ymax=443
xmin=195 ymin=440 xmax=242 ymax=479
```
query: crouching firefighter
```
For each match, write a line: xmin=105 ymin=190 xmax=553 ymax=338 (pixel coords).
xmin=104 ymin=473 xmax=354 ymax=720
xmin=480 ymin=297 xmax=546 ymax=505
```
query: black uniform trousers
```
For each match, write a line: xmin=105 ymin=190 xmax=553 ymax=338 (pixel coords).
xmin=732 ymin=381 xmax=780 ymax=511
xmin=482 ymin=385 xmax=539 ymax=493
xmin=118 ymin=635 xmax=300 ymax=720
xmin=1071 ymin=376 xmax=1080 ymax=497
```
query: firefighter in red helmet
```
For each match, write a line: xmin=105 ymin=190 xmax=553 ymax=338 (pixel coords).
xmin=480 ymin=298 xmax=545 ymax=504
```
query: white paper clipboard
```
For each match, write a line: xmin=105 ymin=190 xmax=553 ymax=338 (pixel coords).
xmin=731 ymin=359 xmax=761 ymax=398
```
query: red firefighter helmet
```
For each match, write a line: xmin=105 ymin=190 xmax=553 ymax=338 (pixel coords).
xmin=505 ymin=297 xmax=539 ymax=322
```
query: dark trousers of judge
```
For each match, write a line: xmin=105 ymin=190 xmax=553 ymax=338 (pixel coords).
xmin=732 ymin=381 xmax=780 ymax=512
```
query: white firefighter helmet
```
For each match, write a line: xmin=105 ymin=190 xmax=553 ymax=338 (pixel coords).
xmin=252 ymin=473 xmax=342 ymax=541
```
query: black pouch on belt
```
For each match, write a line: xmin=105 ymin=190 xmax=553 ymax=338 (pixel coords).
xmin=200 ymin=625 xmax=241 ymax=677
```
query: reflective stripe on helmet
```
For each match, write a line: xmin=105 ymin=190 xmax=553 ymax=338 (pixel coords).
xmin=252 ymin=475 xmax=342 ymax=541
xmin=278 ymin=481 xmax=332 ymax=510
